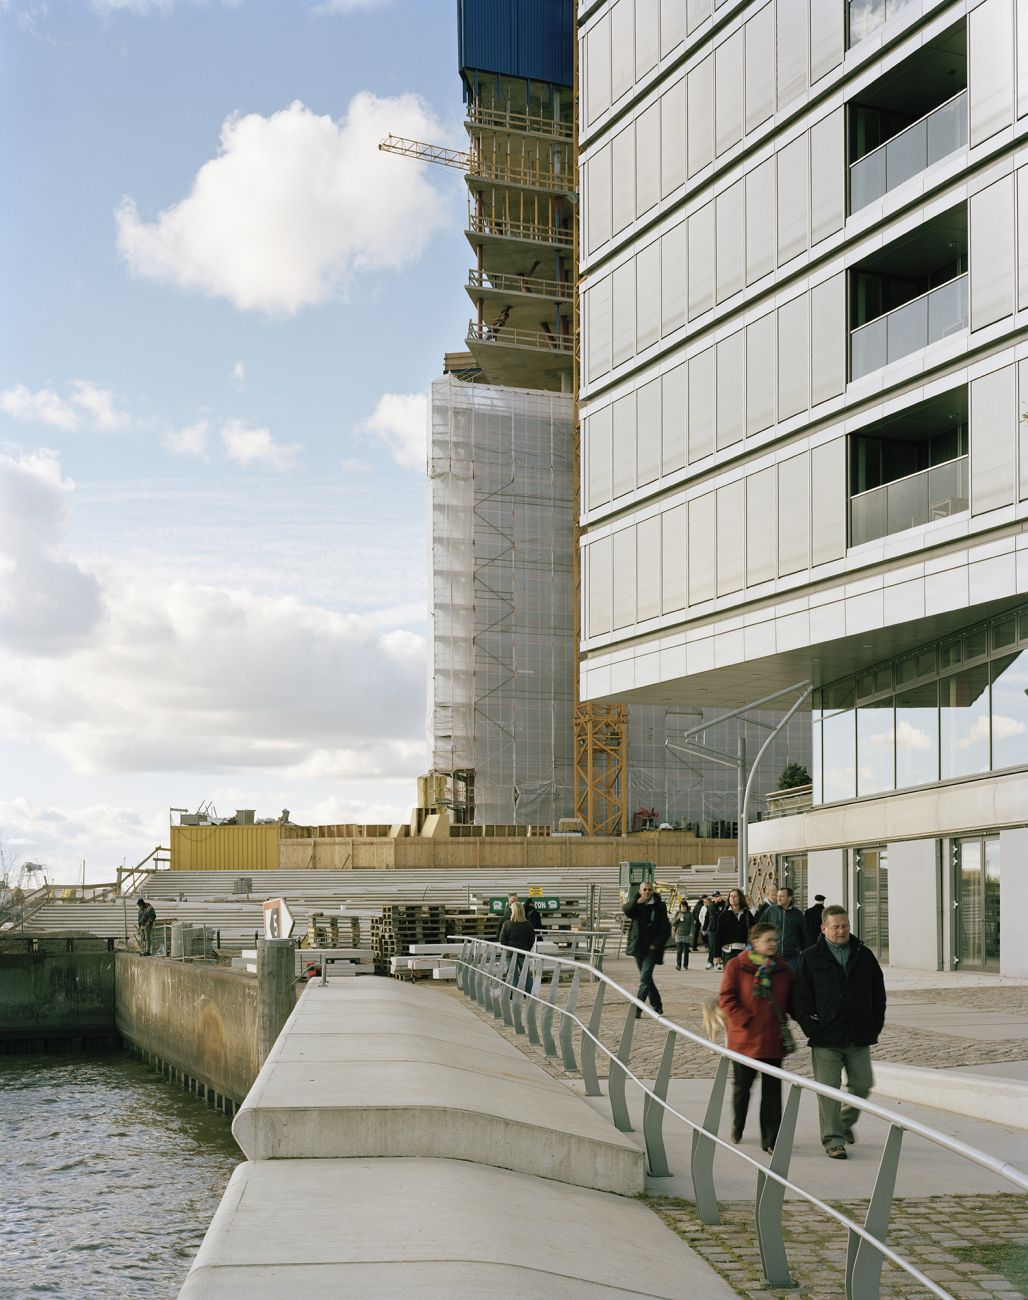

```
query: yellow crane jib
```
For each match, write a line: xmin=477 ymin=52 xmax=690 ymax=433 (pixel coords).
xmin=378 ymin=135 xmax=469 ymax=170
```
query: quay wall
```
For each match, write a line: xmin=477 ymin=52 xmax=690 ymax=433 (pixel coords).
xmin=0 ymin=938 xmax=116 ymax=1050
xmin=115 ymin=952 xmax=260 ymax=1104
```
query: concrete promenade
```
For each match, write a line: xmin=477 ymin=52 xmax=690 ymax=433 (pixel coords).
xmin=180 ymin=978 xmax=738 ymax=1299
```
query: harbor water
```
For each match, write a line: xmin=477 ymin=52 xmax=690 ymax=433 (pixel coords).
xmin=0 ymin=1051 xmax=241 ymax=1298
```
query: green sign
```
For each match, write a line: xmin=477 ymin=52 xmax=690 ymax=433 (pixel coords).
xmin=488 ymin=896 xmax=560 ymax=914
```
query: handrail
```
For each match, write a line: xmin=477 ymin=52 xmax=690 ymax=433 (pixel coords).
xmin=849 ymin=89 xmax=967 ymax=173
xmin=466 ymin=212 xmax=574 ymax=247
xmin=849 ymin=454 xmax=968 ymax=501
xmin=467 ymin=268 xmax=572 ymax=300
xmin=467 ymin=320 xmax=573 ymax=353
xmin=851 ymin=273 xmax=967 ymax=341
xmin=467 ymin=158 xmax=572 ymax=195
xmin=467 ymin=102 xmax=573 ymax=139
xmin=454 ymin=937 xmax=1028 ymax=1297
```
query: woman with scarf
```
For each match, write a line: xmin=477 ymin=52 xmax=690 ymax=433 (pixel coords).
xmin=718 ymin=923 xmax=793 ymax=1154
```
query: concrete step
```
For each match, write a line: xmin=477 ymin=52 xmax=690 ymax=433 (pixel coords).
xmin=232 ymin=980 xmax=644 ymax=1196
xmin=178 ymin=1157 xmax=737 ymax=1299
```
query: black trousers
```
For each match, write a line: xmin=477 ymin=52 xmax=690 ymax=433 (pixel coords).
xmin=675 ymin=941 xmax=690 ymax=969
xmin=634 ymin=950 xmax=663 ymax=1012
xmin=732 ymin=1058 xmax=782 ymax=1148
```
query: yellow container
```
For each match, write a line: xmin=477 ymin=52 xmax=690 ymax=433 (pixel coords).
xmin=170 ymin=823 xmax=281 ymax=871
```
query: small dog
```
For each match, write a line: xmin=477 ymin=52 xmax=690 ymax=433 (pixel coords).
xmin=701 ymin=995 xmax=727 ymax=1043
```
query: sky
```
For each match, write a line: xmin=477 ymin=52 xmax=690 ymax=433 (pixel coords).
xmin=0 ymin=0 xmax=474 ymax=882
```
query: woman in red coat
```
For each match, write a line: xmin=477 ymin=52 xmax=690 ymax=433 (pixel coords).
xmin=719 ymin=923 xmax=793 ymax=1153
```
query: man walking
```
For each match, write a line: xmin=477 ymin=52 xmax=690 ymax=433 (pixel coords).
xmin=623 ymin=881 xmax=671 ymax=1016
xmin=762 ymin=886 xmax=806 ymax=968
xmin=792 ymin=906 xmax=886 ymax=1159
xmin=703 ymin=891 xmax=724 ymax=969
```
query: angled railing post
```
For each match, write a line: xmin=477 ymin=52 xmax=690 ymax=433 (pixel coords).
xmin=580 ymin=979 xmax=605 ymax=1096
xmin=608 ymin=1004 xmax=636 ymax=1132
xmin=490 ymin=950 xmax=506 ymax=1019
xmin=559 ymin=967 xmax=581 ymax=1072
xmin=541 ymin=961 xmax=560 ymax=1057
xmin=691 ymin=1054 xmax=728 ymax=1224
xmin=510 ymin=956 xmax=528 ymax=1035
xmin=755 ymin=1081 xmax=801 ymax=1288
xmin=499 ymin=952 xmax=517 ymax=1027
xmin=643 ymin=1028 xmax=676 ymax=1177
xmin=456 ymin=939 xmax=470 ymax=995
xmin=848 ymin=1123 xmax=904 ymax=1300
xmin=525 ymin=957 xmax=542 ymax=1046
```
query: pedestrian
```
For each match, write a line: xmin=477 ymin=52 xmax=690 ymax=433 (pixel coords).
xmin=803 ymin=893 xmax=826 ymax=948
xmin=691 ymin=894 xmax=708 ymax=950
xmin=672 ymin=899 xmax=692 ymax=970
xmin=762 ymin=886 xmax=806 ymax=968
xmin=137 ymin=897 xmax=156 ymax=956
xmin=752 ymin=886 xmax=777 ymax=925
xmin=792 ymin=906 xmax=887 ymax=1159
xmin=704 ymin=891 xmax=725 ymax=968
xmin=622 ymin=881 xmax=671 ymax=1017
xmin=719 ymin=923 xmax=793 ymax=1153
xmin=713 ymin=887 xmax=751 ymax=970
xmin=498 ymin=900 xmax=536 ymax=992
xmin=500 ymin=892 xmax=541 ymax=944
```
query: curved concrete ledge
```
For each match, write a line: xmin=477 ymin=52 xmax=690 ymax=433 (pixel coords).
xmin=874 ymin=1061 xmax=1028 ymax=1131
xmin=232 ymin=980 xmax=644 ymax=1195
xmin=179 ymin=1158 xmax=738 ymax=1300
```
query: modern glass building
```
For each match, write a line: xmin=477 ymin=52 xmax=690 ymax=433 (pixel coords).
xmin=577 ymin=0 xmax=1028 ymax=973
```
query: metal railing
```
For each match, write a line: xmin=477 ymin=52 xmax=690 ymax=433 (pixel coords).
xmin=467 ymin=319 xmax=573 ymax=353
xmin=850 ymin=456 xmax=969 ymax=546
xmin=454 ymin=937 xmax=1028 ymax=1298
xmin=467 ymin=102 xmax=573 ymax=140
xmin=467 ymin=268 xmax=572 ymax=300
xmin=467 ymin=157 xmax=572 ymax=195
xmin=850 ymin=91 xmax=967 ymax=213
xmin=850 ymin=274 xmax=967 ymax=381
xmin=466 ymin=211 xmax=574 ymax=247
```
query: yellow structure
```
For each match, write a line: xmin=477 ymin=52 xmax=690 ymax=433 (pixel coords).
xmin=170 ymin=823 xmax=280 ymax=872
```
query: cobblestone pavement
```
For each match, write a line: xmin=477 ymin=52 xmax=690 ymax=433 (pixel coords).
xmin=649 ymin=1194 xmax=1028 ymax=1299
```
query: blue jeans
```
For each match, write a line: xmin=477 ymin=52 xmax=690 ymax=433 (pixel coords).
xmin=634 ymin=950 xmax=663 ymax=1012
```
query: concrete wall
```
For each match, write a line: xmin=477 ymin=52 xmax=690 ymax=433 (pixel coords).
xmin=807 ymin=850 xmax=846 ymax=914
xmin=886 ymin=839 xmax=939 ymax=971
xmin=999 ymin=828 xmax=1028 ymax=978
xmin=0 ymin=940 xmax=115 ymax=1047
xmin=115 ymin=953 xmax=260 ymax=1103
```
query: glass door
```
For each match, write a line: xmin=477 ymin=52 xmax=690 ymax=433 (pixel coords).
xmin=780 ymin=854 xmax=808 ymax=909
xmin=856 ymin=846 xmax=889 ymax=963
xmin=955 ymin=836 xmax=1000 ymax=970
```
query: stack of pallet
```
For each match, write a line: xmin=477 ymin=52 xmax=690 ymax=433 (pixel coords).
xmin=371 ymin=904 xmax=447 ymax=975
xmin=445 ymin=912 xmax=500 ymax=942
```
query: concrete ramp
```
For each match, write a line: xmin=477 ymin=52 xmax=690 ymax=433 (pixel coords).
xmin=232 ymin=980 xmax=643 ymax=1196
xmin=179 ymin=1157 xmax=738 ymax=1300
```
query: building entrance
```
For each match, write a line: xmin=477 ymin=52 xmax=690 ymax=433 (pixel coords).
xmin=954 ymin=836 xmax=1000 ymax=970
xmin=780 ymin=853 xmax=808 ymax=909
xmin=855 ymin=846 xmax=889 ymax=964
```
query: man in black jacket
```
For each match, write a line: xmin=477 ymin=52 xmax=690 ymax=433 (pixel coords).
xmin=792 ymin=906 xmax=886 ymax=1159
xmin=623 ymin=882 xmax=671 ymax=1017
xmin=803 ymin=893 xmax=826 ymax=947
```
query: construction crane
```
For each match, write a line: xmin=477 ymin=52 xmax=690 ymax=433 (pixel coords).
xmin=378 ymin=135 xmax=469 ymax=170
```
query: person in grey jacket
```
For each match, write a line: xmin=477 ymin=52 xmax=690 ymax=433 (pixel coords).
xmin=762 ymin=886 xmax=807 ymax=968
xmin=672 ymin=900 xmax=692 ymax=970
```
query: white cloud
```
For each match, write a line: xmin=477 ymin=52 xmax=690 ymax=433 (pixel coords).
xmin=311 ymin=0 xmax=390 ymax=12
xmin=0 ymin=796 xmax=165 ymax=882
xmin=162 ymin=419 xmax=210 ymax=458
xmin=362 ymin=391 xmax=426 ymax=470
xmin=90 ymin=0 xmax=172 ymax=13
xmin=220 ymin=418 xmax=300 ymax=469
xmin=115 ymin=95 xmax=455 ymax=315
xmin=339 ymin=456 xmax=373 ymax=474
xmin=231 ymin=360 xmax=246 ymax=391
xmin=0 ymin=380 xmax=131 ymax=433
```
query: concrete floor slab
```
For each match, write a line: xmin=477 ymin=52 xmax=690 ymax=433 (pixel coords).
xmin=179 ymin=1158 xmax=739 ymax=1300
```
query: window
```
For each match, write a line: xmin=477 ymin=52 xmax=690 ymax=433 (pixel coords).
xmin=636 ymin=103 xmax=660 ymax=217
xmin=716 ymin=479 xmax=745 ymax=595
xmin=777 ymin=454 xmax=809 ymax=574
xmin=745 ymin=4 xmax=774 ymax=132
xmin=715 ymin=181 xmax=744 ymax=302
xmin=636 ymin=379 xmax=661 ymax=486
xmin=660 ymin=0 xmax=686 ymax=56
xmin=612 ymin=261 xmax=636 ymax=366
xmin=688 ymin=202 xmax=714 ymax=317
xmin=637 ymin=516 xmax=661 ymax=620
xmin=588 ymin=536 xmax=612 ymax=636
xmin=585 ymin=15 xmax=611 ymax=126
xmin=969 ymin=0 xmax=1013 ymax=146
xmin=716 ymin=330 xmax=745 ymax=449
xmin=970 ymin=177 xmax=1014 ymax=329
xmin=745 ymin=159 xmax=775 ymax=284
xmin=661 ymin=82 xmax=687 ymax=196
xmin=940 ymin=664 xmax=990 ymax=778
xmin=810 ymin=110 xmax=844 ymax=245
xmin=810 ymin=1 xmax=844 ymax=83
xmin=895 ymin=681 xmax=939 ymax=789
xmin=612 ymin=126 xmax=636 ymax=235
xmin=822 ymin=705 xmax=856 ymax=802
xmin=714 ymin=28 xmax=744 ymax=156
xmin=635 ymin=0 xmax=659 ymax=80
xmin=636 ymin=242 xmax=660 ymax=352
xmin=990 ymin=650 xmax=1028 ymax=769
xmin=587 ymin=146 xmax=611 ymax=252
xmin=746 ymin=313 xmax=775 ymax=436
xmin=660 ymin=223 xmax=686 ymax=335
xmin=810 ymin=275 xmax=846 ymax=405
xmin=777 ymin=134 xmax=809 ymax=264
xmin=857 ymin=698 xmax=895 ymax=795
xmin=612 ymin=527 xmax=635 ymax=628
xmin=777 ymin=295 xmax=809 ymax=420
xmin=587 ymin=407 xmax=612 ymax=509
xmin=586 ymin=277 xmax=611 ymax=381
xmin=811 ymin=439 xmax=845 ymax=563
xmin=612 ymin=394 xmax=636 ymax=498
xmin=688 ymin=56 xmax=714 ymax=176
xmin=610 ymin=0 xmax=635 ymax=103
xmin=971 ymin=366 xmax=1015 ymax=514
xmin=746 ymin=466 xmax=776 ymax=584
xmin=776 ymin=0 xmax=807 ymax=111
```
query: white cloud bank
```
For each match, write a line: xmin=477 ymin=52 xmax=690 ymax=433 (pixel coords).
xmin=116 ymin=95 xmax=454 ymax=315
xmin=362 ymin=392 xmax=427 ymax=470
xmin=0 ymin=380 xmax=132 ymax=433
xmin=221 ymin=418 xmax=301 ymax=469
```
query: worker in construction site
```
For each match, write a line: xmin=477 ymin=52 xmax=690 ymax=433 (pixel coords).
xmin=137 ymin=897 xmax=156 ymax=956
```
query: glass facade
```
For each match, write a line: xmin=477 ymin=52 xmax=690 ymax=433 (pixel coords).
xmin=813 ymin=606 xmax=1028 ymax=804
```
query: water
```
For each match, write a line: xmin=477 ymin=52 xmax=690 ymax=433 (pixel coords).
xmin=0 ymin=1051 xmax=242 ymax=1298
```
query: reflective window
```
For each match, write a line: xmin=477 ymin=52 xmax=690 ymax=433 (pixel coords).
xmin=810 ymin=0 xmax=844 ymax=83
xmin=660 ymin=82 xmax=687 ymax=197
xmin=714 ymin=28 xmax=744 ymax=156
xmin=777 ymin=295 xmax=809 ymax=420
xmin=822 ymin=708 xmax=856 ymax=802
xmin=636 ymin=103 xmax=660 ymax=218
xmin=715 ymin=180 xmax=744 ymax=302
xmin=636 ymin=242 xmax=660 ymax=352
xmin=587 ymin=146 xmax=611 ymax=252
xmin=940 ymin=664 xmax=991 ymax=779
xmin=587 ymin=536 xmax=612 ymax=636
xmin=777 ymin=453 xmax=809 ymax=575
xmin=688 ymin=201 xmax=714 ymax=317
xmin=688 ymin=347 xmax=714 ymax=462
xmin=971 ymin=365 xmax=1015 ymax=514
xmin=715 ymin=329 xmax=745 ymax=450
xmin=637 ymin=516 xmax=661 ymax=621
xmin=635 ymin=0 xmax=659 ymax=81
xmin=746 ymin=312 xmax=775 ymax=436
xmin=662 ymin=363 xmax=687 ymax=475
xmin=660 ymin=223 xmax=686 ymax=335
xmin=745 ymin=3 xmax=774 ymax=133
xmin=716 ymin=479 xmax=745 ymax=595
xmin=612 ymin=527 xmax=636 ymax=629
xmin=610 ymin=0 xmax=635 ymax=103
xmin=857 ymin=699 xmax=895 ymax=796
xmin=660 ymin=0 xmax=686 ymax=56
xmin=895 ymin=681 xmax=939 ymax=788
xmin=990 ymin=650 xmax=1028 ymax=769
xmin=636 ymin=378 xmax=661 ymax=487
xmin=777 ymin=134 xmax=808 ymax=264
xmin=612 ymin=125 xmax=636 ymax=236
xmin=810 ymin=275 xmax=846 ymax=406
xmin=969 ymin=0 xmax=1013 ymax=146
xmin=811 ymin=438 xmax=845 ymax=564
xmin=776 ymin=0 xmax=807 ymax=111
xmin=688 ymin=56 xmax=713 ymax=176
xmin=585 ymin=15 xmax=611 ymax=126
xmin=745 ymin=159 xmax=775 ymax=284
xmin=662 ymin=504 xmax=687 ymax=612
xmin=611 ymin=261 xmax=636 ymax=367
xmin=970 ymin=176 xmax=1014 ymax=329
xmin=688 ymin=493 xmax=715 ymax=603
xmin=810 ymin=110 xmax=844 ymax=246
xmin=612 ymin=394 xmax=636 ymax=498
xmin=745 ymin=466 xmax=776 ymax=585
xmin=587 ymin=406 xmax=612 ymax=509
xmin=586 ymin=277 xmax=611 ymax=381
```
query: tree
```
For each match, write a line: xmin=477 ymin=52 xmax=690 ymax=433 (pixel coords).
xmin=777 ymin=762 xmax=810 ymax=790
